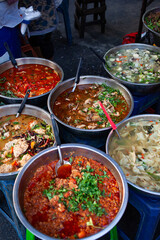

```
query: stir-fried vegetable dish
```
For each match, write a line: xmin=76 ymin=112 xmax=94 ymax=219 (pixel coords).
xmin=0 ymin=114 xmax=54 ymax=173
xmin=0 ymin=64 xmax=61 ymax=98
xmin=53 ymin=83 xmax=129 ymax=129
xmin=23 ymin=155 xmax=120 ymax=239
xmin=105 ymin=48 xmax=160 ymax=84
xmin=109 ymin=119 xmax=160 ymax=192
xmin=145 ymin=10 xmax=160 ymax=34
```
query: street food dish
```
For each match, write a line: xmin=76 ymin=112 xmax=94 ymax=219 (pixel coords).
xmin=23 ymin=155 xmax=120 ymax=239
xmin=105 ymin=48 xmax=160 ymax=84
xmin=0 ymin=64 xmax=61 ymax=98
xmin=0 ymin=114 xmax=54 ymax=173
xmin=53 ymin=83 xmax=130 ymax=130
xmin=108 ymin=118 xmax=160 ymax=192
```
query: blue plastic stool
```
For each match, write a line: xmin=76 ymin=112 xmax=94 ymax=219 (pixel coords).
xmin=57 ymin=0 xmax=72 ymax=45
xmin=132 ymin=91 xmax=160 ymax=116
xmin=0 ymin=180 xmax=25 ymax=240
xmin=118 ymin=186 xmax=160 ymax=240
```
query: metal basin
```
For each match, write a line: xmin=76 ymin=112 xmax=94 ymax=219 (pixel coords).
xmin=0 ymin=104 xmax=55 ymax=180
xmin=13 ymin=143 xmax=128 ymax=240
xmin=47 ymin=75 xmax=134 ymax=148
xmin=0 ymin=57 xmax=64 ymax=107
xmin=142 ymin=7 xmax=160 ymax=46
xmin=106 ymin=114 xmax=160 ymax=198
xmin=103 ymin=43 xmax=160 ymax=96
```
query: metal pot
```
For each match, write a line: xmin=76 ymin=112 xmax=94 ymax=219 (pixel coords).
xmin=47 ymin=75 xmax=134 ymax=148
xmin=106 ymin=114 xmax=160 ymax=198
xmin=13 ymin=143 xmax=128 ymax=240
xmin=103 ymin=43 xmax=160 ymax=96
xmin=0 ymin=57 xmax=64 ymax=107
xmin=142 ymin=7 xmax=160 ymax=46
xmin=0 ymin=104 xmax=55 ymax=180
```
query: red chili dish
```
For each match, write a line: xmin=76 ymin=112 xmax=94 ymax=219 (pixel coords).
xmin=0 ymin=64 xmax=61 ymax=98
xmin=23 ymin=155 xmax=121 ymax=239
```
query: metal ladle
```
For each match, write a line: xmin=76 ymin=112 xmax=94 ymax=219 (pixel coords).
xmin=71 ymin=57 xmax=82 ymax=92
xmin=4 ymin=42 xmax=18 ymax=69
xmin=16 ymin=89 xmax=30 ymax=118
xmin=50 ymin=114 xmax=71 ymax=177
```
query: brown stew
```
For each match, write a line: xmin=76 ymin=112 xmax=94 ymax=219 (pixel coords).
xmin=23 ymin=155 xmax=120 ymax=239
xmin=53 ymin=83 xmax=130 ymax=129
xmin=0 ymin=114 xmax=54 ymax=173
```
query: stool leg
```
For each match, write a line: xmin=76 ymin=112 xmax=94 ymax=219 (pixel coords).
xmin=100 ymin=0 xmax=106 ymax=33
xmin=57 ymin=0 xmax=72 ymax=45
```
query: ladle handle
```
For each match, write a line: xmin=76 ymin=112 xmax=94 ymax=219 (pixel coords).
xmin=4 ymin=42 xmax=18 ymax=68
xmin=16 ymin=89 xmax=30 ymax=118
xmin=51 ymin=113 xmax=61 ymax=146
xmin=75 ymin=57 xmax=82 ymax=84
xmin=89 ymin=47 xmax=106 ymax=65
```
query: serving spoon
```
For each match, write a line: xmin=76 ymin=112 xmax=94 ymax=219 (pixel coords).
xmin=4 ymin=42 xmax=18 ymax=69
xmin=71 ymin=57 xmax=82 ymax=92
xmin=50 ymin=114 xmax=71 ymax=178
xmin=16 ymin=89 xmax=30 ymax=118
xmin=99 ymin=101 xmax=121 ymax=138
xmin=89 ymin=47 xmax=106 ymax=65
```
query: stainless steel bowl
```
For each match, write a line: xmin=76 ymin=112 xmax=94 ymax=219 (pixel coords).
xmin=13 ymin=143 xmax=128 ymax=240
xmin=0 ymin=104 xmax=55 ymax=180
xmin=47 ymin=75 xmax=134 ymax=148
xmin=106 ymin=114 xmax=160 ymax=198
xmin=0 ymin=57 xmax=64 ymax=107
xmin=142 ymin=7 xmax=160 ymax=46
xmin=103 ymin=43 xmax=160 ymax=96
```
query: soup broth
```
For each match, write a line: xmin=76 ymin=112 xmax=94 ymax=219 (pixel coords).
xmin=53 ymin=83 xmax=129 ymax=130
xmin=109 ymin=119 xmax=160 ymax=192
xmin=0 ymin=114 xmax=54 ymax=173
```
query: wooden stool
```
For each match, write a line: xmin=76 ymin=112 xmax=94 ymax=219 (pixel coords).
xmin=74 ymin=0 xmax=106 ymax=38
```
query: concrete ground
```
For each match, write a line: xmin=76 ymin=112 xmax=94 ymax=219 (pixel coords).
xmin=0 ymin=0 xmax=160 ymax=239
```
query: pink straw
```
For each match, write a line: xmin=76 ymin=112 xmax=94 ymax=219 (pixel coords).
xmin=99 ymin=101 xmax=121 ymax=138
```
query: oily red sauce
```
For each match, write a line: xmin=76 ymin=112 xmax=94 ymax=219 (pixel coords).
xmin=53 ymin=84 xmax=130 ymax=130
xmin=57 ymin=164 xmax=72 ymax=178
xmin=23 ymin=155 xmax=121 ymax=239
xmin=0 ymin=64 xmax=61 ymax=98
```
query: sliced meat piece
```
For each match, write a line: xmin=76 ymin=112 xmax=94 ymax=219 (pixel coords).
xmin=34 ymin=128 xmax=45 ymax=135
xmin=0 ymin=164 xmax=14 ymax=173
xmin=13 ymin=139 xmax=28 ymax=158
xmin=20 ymin=154 xmax=32 ymax=167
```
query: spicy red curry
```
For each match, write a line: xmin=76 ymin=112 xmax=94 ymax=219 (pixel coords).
xmin=0 ymin=64 xmax=61 ymax=98
xmin=23 ymin=155 xmax=120 ymax=239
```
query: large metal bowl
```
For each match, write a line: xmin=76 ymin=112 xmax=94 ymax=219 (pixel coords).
xmin=0 ymin=57 xmax=64 ymax=107
xmin=142 ymin=7 xmax=160 ymax=46
xmin=103 ymin=43 xmax=160 ymax=96
xmin=0 ymin=104 xmax=55 ymax=180
xmin=106 ymin=114 xmax=160 ymax=198
xmin=13 ymin=143 xmax=128 ymax=240
xmin=47 ymin=75 xmax=134 ymax=148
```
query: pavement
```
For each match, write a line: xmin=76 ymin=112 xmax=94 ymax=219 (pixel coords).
xmin=0 ymin=0 xmax=160 ymax=240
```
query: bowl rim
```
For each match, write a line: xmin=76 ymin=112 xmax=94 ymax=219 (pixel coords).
xmin=0 ymin=103 xmax=54 ymax=179
xmin=13 ymin=143 xmax=129 ymax=240
xmin=142 ymin=6 xmax=160 ymax=38
xmin=103 ymin=43 xmax=160 ymax=87
xmin=0 ymin=57 xmax=64 ymax=100
xmin=105 ymin=113 xmax=160 ymax=197
xmin=47 ymin=75 xmax=134 ymax=133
